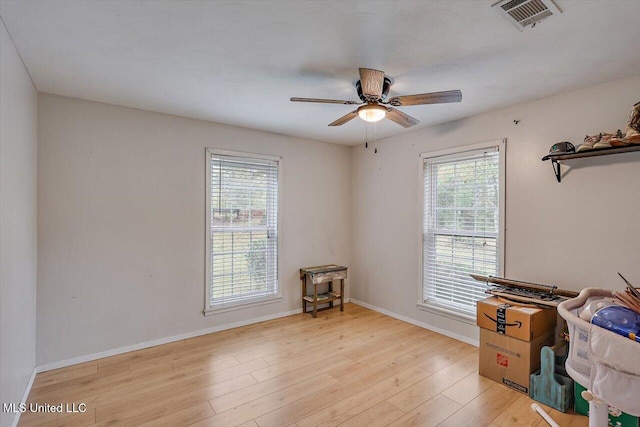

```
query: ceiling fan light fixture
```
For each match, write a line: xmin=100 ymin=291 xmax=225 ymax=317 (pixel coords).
xmin=357 ymin=103 xmax=387 ymax=123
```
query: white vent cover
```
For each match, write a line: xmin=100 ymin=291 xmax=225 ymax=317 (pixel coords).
xmin=492 ymin=0 xmax=562 ymax=30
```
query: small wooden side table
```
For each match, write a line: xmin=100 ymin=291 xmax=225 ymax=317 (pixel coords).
xmin=299 ymin=264 xmax=347 ymax=318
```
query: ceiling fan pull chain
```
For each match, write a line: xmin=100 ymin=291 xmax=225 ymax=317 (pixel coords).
xmin=365 ymin=123 xmax=368 ymax=148
xmin=374 ymin=122 xmax=378 ymax=154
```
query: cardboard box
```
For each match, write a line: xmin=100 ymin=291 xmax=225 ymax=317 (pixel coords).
xmin=477 ymin=297 xmax=557 ymax=341
xmin=574 ymin=382 xmax=639 ymax=427
xmin=479 ymin=328 xmax=554 ymax=394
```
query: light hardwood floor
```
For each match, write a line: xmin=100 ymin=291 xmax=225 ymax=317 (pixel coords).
xmin=19 ymin=303 xmax=588 ymax=426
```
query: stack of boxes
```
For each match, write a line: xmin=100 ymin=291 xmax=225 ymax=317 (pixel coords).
xmin=476 ymin=297 xmax=557 ymax=394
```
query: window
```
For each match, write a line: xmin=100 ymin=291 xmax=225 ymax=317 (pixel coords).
xmin=205 ymin=149 xmax=280 ymax=314
xmin=421 ymin=141 xmax=505 ymax=319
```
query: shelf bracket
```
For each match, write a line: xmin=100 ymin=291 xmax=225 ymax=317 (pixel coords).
xmin=551 ymin=159 xmax=562 ymax=182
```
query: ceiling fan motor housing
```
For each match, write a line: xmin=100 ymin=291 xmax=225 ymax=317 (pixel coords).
xmin=356 ymin=77 xmax=391 ymax=102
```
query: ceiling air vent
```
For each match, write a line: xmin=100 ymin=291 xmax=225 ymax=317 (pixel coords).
xmin=492 ymin=0 xmax=562 ymax=30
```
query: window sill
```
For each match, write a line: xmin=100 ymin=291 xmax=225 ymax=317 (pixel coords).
xmin=204 ymin=294 xmax=283 ymax=316
xmin=416 ymin=301 xmax=477 ymax=326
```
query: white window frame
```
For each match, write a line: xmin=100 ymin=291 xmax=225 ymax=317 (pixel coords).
xmin=418 ymin=139 xmax=506 ymax=323
xmin=204 ymin=148 xmax=282 ymax=315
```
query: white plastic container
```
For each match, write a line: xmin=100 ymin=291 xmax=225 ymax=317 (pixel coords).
xmin=558 ymin=287 xmax=640 ymax=425
xmin=557 ymin=288 xmax=617 ymax=379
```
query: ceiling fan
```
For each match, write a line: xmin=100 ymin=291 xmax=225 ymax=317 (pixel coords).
xmin=291 ymin=68 xmax=462 ymax=128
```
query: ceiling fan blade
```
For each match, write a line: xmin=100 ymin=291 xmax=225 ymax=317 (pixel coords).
xmin=388 ymin=89 xmax=462 ymax=107
xmin=328 ymin=110 xmax=358 ymax=126
xmin=359 ymin=68 xmax=385 ymax=99
xmin=290 ymin=97 xmax=360 ymax=105
xmin=386 ymin=107 xmax=420 ymax=128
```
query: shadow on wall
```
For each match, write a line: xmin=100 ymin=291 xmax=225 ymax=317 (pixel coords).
xmin=556 ymin=152 xmax=640 ymax=181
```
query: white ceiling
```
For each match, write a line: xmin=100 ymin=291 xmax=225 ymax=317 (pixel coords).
xmin=1 ymin=1 xmax=639 ymax=145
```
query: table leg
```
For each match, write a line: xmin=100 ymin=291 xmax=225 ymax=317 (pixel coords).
xmin=301 ymin=274 xmax=306 ymax=314
xmin=329 ymin=279 xmax=334 ymax=309
xmin=340 ymin=278 xmax=344 ymax=312
xmin=313 ymin=282 xmax=318 ymax=318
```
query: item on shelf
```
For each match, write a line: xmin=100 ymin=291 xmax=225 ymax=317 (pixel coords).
xmin=611 ymin=129 xmax=631 ymax=147
xmin=542 ymin=141 xmax=575 ymax=160
xmin=624 ymin=101 xmax=640 ymax=144
xmin=593 ymin=132 xmax=615 ymax=149
xmin=576 ymin=133 xmax=600 ymax=152
xmin=591 ymin=305 xmax=640 ymax=343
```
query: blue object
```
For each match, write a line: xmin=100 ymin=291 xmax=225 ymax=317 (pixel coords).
xmin=530 ymin=344 xmax=574 ymax=412
xmin=591 ymin=305 xmax=640 ymax=343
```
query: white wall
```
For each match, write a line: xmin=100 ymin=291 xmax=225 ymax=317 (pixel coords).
xmin=37 ymin=94 xmax=351 ymax=366
xmin=32 ymin=73 xmax=640 ymax=365
xmin=0 ymin=19 xmax=38 ymax=427
xmin=350 ymin=75 xmax=640 ymax=343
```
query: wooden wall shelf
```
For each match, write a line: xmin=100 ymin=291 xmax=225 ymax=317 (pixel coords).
xmin=542 ymin=145 xmax=640 ymax=182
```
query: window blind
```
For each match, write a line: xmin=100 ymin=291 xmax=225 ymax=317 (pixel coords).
xmin=423 ymin=147 xmax=500 ymax=315
xmin=208 ymin=154 xmax=278 ymax=308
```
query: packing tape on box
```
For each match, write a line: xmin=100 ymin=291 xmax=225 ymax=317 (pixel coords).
xmin=497 ymin=304 xmax=509 ymax=334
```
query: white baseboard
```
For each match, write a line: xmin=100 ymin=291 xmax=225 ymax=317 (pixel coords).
xmin=350 ymin=298 xmax=479 ymax=347
xmin=10 ymin=366 xmax=37 ymax=427
xmin=37 ymin=307 xmax=302 ymax=373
